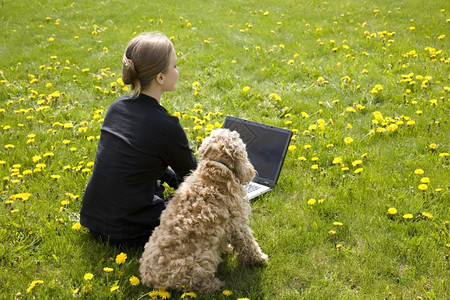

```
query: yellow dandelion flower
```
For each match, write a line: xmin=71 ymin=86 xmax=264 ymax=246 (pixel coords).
xmin=26 ymin=280 xmax=44 ymax=293
xmin=103 ymin=267 xmax=114 ymax=273
xmin=72 ymin=222 xmax=82 ymax=230
xmin=307 ymin=199 xmax=316 ymax=205
xmin=115 ymin=252 xmax=127 ymax=264
xmin=110 ymin=285 xmax=119 ymax=292
xmin=386 ymin=124 xmax=398 ymax=132
xmin=352 ymin=160 xmax=362 ymax=166
xmin=414 ymin=169 xmax=424 ymax=175
xmin=181 ymin=291 xmax=197 ymax=298
xmin=420 ymin=177 xmax=430 ymax=183
xmin=83 ymin=284 xmax=92 ymax=293
xmin=288 ymin=145 xmax=297 ymax=152
xmin=36 ymin=163 xmax=46 ymax=169
xmin=158 ymin=289 xmax=171 ymax=299
xmin=223 ymin=290 xmax=233 ymax=296
xmin=300 ymin=111 xmax=309 ymax=118
xmin=418 ymin=184 xmax=428 ymax=191
xmin=354 ymin=168 xmax=363 ymax=174
xmin=403 ymin=213 xmax=413 ymax=219
xmin=387 ymin=207 xmax=398 ymax=215
xmin=344 ymin=137 xmax=353 ymax=144
xmin=129 ymin=276 xmax=140 ymax=286
xmin=421 ymin=212 xmax=433 ymax=219
xmin=370 ymin=84 xmax=383 ymax=94
xmin=345 ymin=107 xmax=356 ymax=113
xmin=429 ymin=143 xmax=437 ymax=149
xmin=23 ymin=170 xmax=33 ymax=175
xmin=269 ymin=93 xmax=282 ymax=101
xmin=84 ymin=273 xmax=94 ymax=280
xmin=242 ymin=86 xmax=251 ymax=92
xmin=328 ymin=230 xmax=336 ymax=235
xmin=332 ymin=157 xmax=342 ymax=164
xmin=149 ymin=290 xmax=160 ymax=298
xmin=333 ymin=221 xmax=343 ymax=226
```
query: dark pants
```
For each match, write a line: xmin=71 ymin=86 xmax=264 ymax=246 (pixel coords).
xmin=89 ymin=229 xmax=150 ymax=249
xmin=89 ymin=181 xmax=170 ymax=249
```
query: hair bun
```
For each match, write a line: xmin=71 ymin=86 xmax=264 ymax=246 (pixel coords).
xmin=122 ymin=54 xmax=137 ymax=85
xmin=122 ymin=54 xmax=135 ymax=72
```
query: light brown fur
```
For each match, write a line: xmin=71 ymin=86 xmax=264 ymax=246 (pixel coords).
xmin=139 ymin=128 xmax=268 ymax=293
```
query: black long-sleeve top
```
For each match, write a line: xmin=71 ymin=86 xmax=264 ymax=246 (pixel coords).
xmin=80 ymin=93 xmax=197 ymax=239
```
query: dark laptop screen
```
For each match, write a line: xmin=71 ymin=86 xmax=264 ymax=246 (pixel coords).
xmin=223 ymin=116 xmax=293 ymax=186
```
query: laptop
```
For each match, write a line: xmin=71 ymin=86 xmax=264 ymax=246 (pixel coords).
xmin=222 ymin=116 xmax=293 ymax=200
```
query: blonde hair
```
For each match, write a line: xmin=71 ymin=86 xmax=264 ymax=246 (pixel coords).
xmin=122 ymin=32 xmax=174 ymax=96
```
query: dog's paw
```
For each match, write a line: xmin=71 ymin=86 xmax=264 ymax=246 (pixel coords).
xmin=240 ymin=251 xmax=269 ymax=266
xmin=260 ymin=252 xmax=269 ymax=264
xmin=254 ymin=252 xmax=269 ymax=265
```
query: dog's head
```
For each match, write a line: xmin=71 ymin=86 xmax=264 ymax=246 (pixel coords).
xmin=198 ymin=128 xmax=255 ymax=184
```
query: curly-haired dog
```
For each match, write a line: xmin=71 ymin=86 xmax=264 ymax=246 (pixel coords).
xmin=139 ymin=128 xmax=268 ymax=293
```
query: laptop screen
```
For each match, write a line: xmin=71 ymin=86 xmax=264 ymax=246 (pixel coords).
xmin=223 ymin=116 xmax=293 ymax=187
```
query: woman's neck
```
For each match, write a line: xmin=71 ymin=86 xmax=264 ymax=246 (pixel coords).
xmin=140 ymin=85 xmax=162 ymax=103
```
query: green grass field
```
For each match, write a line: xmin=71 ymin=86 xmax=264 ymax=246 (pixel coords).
xmin=1 ymin=0 xmax=449 ymax=299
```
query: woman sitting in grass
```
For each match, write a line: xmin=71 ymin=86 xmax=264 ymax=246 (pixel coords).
xmin=80 ymin=32 xmax=197 ymax=248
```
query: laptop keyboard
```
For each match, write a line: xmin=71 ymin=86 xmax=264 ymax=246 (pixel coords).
xmin=244 ymin=183 xmax=260 ymax=193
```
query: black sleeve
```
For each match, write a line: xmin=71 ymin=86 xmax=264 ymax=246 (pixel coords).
xmin=162 ymin=119 xmax=197 ymax=179
xmin=159 ymin=168 xmax=182 ymax=188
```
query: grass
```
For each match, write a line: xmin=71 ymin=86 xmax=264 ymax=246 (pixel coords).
xmin=1 ymin=0 xmax=449 ymax=299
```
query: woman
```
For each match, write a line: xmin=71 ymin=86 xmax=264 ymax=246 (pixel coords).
xmin=80 ymin=32 xmax=197 ymax=247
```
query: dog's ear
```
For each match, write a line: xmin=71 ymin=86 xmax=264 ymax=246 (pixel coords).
xmin=233 ymin=147 xmax=255 ymax=184
xmin=198 ymin=128 xmax=232 ymax=160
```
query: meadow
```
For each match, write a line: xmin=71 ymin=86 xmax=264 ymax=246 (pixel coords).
xmin=1 ymin=0 xmax=449 ymax=299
